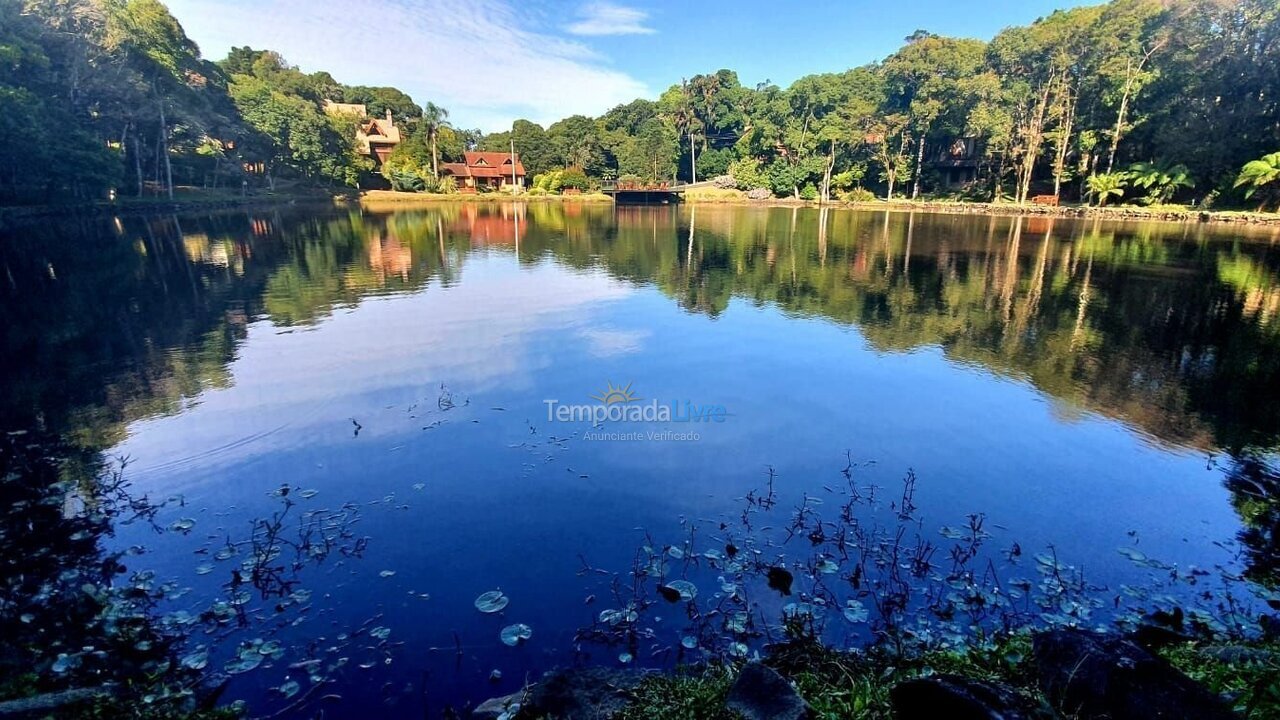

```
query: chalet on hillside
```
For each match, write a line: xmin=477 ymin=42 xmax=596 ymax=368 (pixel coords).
xmin=322 ymin=101 xmax=402 ymax=166
xmin=440 ymin=151 xmax=526 ymax=192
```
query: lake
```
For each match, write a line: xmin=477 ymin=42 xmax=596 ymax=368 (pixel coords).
xmin=2 ymin=202 xmax=1277 ymax=716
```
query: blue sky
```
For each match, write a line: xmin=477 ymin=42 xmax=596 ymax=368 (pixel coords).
xmin=166 ymin=0 xmax=1094 ymax=132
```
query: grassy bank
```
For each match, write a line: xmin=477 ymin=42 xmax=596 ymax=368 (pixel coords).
xmin=610 ymin=633 xmax=1280 ymax=720
xmin=359 ymin=189 xmax=613 ymax=207
xmin=681 ymin=190 xmax=1280 ymax=225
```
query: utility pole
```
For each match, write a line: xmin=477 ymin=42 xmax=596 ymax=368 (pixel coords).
xmin=510 ymin=138 xmax=518 ymax=195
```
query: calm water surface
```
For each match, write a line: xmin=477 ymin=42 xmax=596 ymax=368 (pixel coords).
xmin=2 ymin=203 xmax=1278 ymax=715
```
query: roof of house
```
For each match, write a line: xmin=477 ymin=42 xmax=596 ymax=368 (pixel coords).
xmin=360 ymin=117 xmax=400 ymax=145
xmin=439 ymin=152 xmax=526 ymax=180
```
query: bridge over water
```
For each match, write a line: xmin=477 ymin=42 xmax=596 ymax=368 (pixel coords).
xmin=601 ymin=180 xmax=716 ymax=204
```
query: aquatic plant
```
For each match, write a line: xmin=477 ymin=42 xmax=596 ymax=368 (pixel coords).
xmin=570 ymin=455 xmax=1275 ymax=674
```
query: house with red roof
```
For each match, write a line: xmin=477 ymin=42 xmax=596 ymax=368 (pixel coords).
xmin=322 ymin=101 xmax=402 ymax=167
xmin=439 ymin=151 xmax=526 ymax=192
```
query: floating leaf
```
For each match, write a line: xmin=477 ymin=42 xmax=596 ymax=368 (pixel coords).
xmin=500 ymin=623 xmax=532 ymax=647
xmin=663 ymin=580 xmax=698 ymax=602
xmin=298 ymin=489 xmax=319 ymax=499
xmin=379 ymin=570 xmax=396 ymax=578
xmin=170 ymin=518 xmax=196 ymax=533
xmin=370 ymin=626 xmax=391 ymax=640
xmin=816 ymin=559 xmax=839 ymax=575
xmin=618 ymin=652 xmax=633 ymax=664
xmin=225 ymin=654 xmax=262 ymax=674
xmin=657 ymin=585 xmax=681 ymax=603
xmin=681 ymin=636 xmax=698 ymax=649
xmin=195 ymin=564 xmax=213 ymax=576
xmin=277 ymin=680 xmax=301 ymax=699
xmin=783 ymin=602 xmax=822 ymax=619
xmin=180 ymin=649 xmax=209 ymax=670
xmin=475 ymin=590 xmax=510 ymax=613
xmin=842 ymin=600 xmax=869 ymax=623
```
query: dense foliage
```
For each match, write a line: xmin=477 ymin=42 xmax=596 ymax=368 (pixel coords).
xmin=489 ymin=0 xmax=1280 ymax=206
xmin=2 ymin=0 xmax=1278 ymax=205
xmin=0 ymin=0 xmax=443 ymax=203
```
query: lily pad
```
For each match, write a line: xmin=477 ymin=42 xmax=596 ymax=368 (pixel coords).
xmin=169 ymin=518 xmax=196 ymax=533
xmin=665 ymin=580 xmax=698 ymax=601
xmin=500 ymin=623 xmax=532 ymax=647
xmin=225 ymin=654 xmax=262 ymax=674
xmin=475 ymin=590 xmax=510 ymax=613
xmin=842 ymin=599 xmax=869 ymax=623
xmin=180 ymin=649 xmax=209 ymax=670
xmin=276 ymin=680 xmax=301 ymax=699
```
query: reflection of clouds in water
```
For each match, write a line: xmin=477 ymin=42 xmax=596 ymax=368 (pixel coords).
xmin=578 ymin=327 xmax=650 ymax=358
xmin=115 ymin=259 xmax=632 ymax=482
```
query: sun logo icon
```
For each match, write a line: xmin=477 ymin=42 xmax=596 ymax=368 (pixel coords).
xmin=591 ymin=381 xmax=640 ymax=405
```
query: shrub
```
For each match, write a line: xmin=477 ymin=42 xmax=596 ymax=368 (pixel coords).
xmin=839 ymin=187 xmax=877 ymax=203
xmin=684 ymin=187 xmax=746 ymax=202
xmin=560 ymin=166 xmax=590 ymax=190
xmin=746 ymin=187 xmax=772 ymax=201
xmin=435 ymin=176 xmax=457 ymax=194
xmin=710 ymin=174 xmax=736 ymax=189
xmin=387 ymin=169 xmax=425 ymax=192
xmin=729 ymin=158 xmax=768 ymax=190
xmin=799 ymin=183 xmax=819 ymax=201
xmin=534 ymin=170 xmax=564 ymax=193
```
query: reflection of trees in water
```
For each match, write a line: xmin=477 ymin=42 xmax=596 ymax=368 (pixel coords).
xmin=3 ymin=203 xmax=1280 ymax=588
xmin=0 ymin=434 xmax=220 ymax=716
xmin=1224 ymin=454 xmax=1280 ymax=589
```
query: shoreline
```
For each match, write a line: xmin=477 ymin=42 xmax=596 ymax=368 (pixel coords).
xmin=3 ymin=190 xmax=1279 ymax=228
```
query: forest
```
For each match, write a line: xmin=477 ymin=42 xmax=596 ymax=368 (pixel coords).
xmin=1 ymin=0 xmax=1278 ymax=208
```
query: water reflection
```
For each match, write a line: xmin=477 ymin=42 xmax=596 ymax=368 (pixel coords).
xmin=2 ymin=203 xmax=1279 ymax=712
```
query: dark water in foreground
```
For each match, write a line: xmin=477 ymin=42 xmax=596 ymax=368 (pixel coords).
xmin=2 ymin=203 xmax=1278 ymax=715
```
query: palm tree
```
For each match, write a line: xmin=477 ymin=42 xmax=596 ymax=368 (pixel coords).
xmin=1234 ymin=152 xmax=1280 ymax=211
xmin=1128 ymin=161 xmax=1193 ymax=205
xmin=1086 ymin=172 xmax=1127 ymax=206
xmin=421 ymin=102 xmax=449 ymax=178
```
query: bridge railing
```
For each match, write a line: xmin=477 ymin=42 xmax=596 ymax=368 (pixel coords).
xmin=603 ymin=181 xmax=679 ymax=192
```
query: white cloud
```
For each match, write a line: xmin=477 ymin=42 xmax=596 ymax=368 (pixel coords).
xmin=566 ymin=2 xmax=656 ymax=36
xmin=164 ymin=0 xmax=651 ymax=131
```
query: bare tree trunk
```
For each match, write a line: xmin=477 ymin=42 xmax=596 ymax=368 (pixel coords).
xmin=911 ymin=134 xmax=926 ymax=199
xmin=131 ymin=125 xmax=144 ymax=198
xmin=1106 ymin=42 xmax=1162 ymax=174
xmin=159 ymin=103 xmax=174 ymax=200
xmin=1018 ymin=84 xmax=1051 ymax=204
xmin=689 ymin=133 xmax=697 ymax=184
xmin=1105 ymin=63 xmax=1133 ymax=175
xmin=821 ymin=140 xmax=835 ymax=204
xmin=1052 ymin=85 xmax=1076 ymax=199
xmin=431 ymin=132 xmax=439 ymax=178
